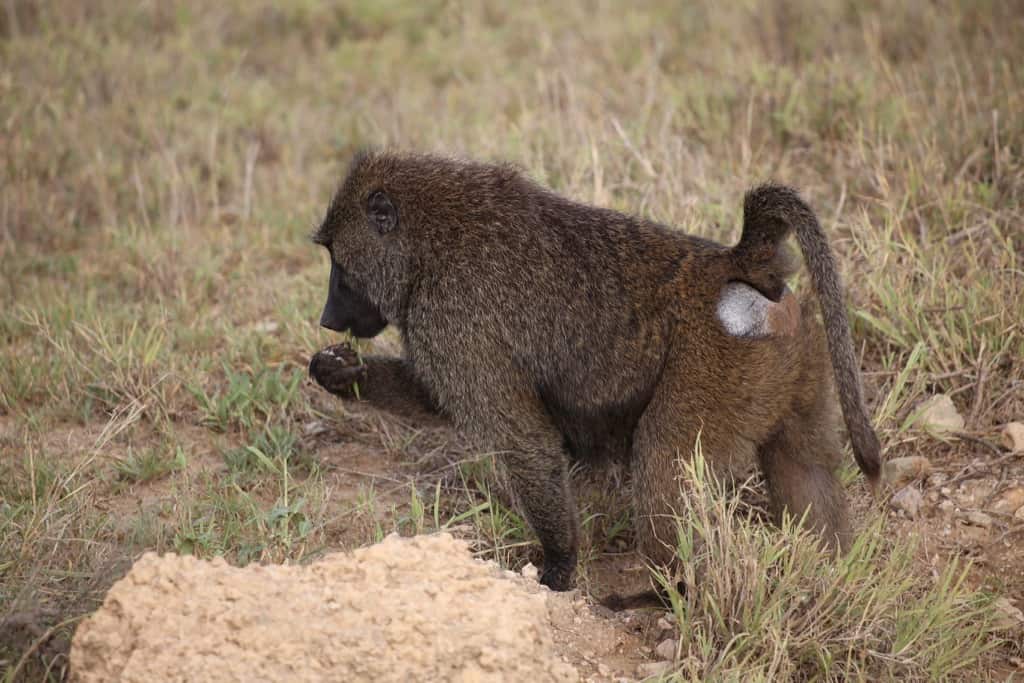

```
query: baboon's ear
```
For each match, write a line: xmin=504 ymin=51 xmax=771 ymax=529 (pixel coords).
xmin=367 ymin=190 xmax=398 ymax=234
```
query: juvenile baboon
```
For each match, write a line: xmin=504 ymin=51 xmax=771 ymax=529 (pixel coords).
xmin=308 ymin=151 xmax=881 ymax=591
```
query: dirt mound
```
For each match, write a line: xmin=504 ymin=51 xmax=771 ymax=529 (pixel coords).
xmin=70 ymin=533 xmax=643 ymax=682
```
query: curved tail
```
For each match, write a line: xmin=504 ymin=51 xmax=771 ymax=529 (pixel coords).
xmin=736 ymin=184 xmax=881 ymax=484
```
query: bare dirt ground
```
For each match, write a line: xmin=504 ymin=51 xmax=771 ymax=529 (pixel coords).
xmin=64 ymin=387 xmax=1024 ymax=681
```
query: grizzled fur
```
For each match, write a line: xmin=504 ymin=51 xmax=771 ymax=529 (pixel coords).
xmin=309 ymin=150 xmax=881 ymax=591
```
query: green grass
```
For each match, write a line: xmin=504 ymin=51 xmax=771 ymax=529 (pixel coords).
xmin=2 ymin=0 xmax=1023 ymax=679
xmin=112 ymin=444 xmax=187 ymax=488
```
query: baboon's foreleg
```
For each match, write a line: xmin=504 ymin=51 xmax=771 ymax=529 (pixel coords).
xmin=501 ymin=440 xmax=580 ymax=591
xmin=309 ymin=343 xmax=443 ymax=424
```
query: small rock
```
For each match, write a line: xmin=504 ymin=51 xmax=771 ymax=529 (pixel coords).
xmin=520 ymin=563 xmax=539 ymax=581
xmin=937 ymin=499 xmax=956 ymax=515
xmin=959 ymin=510 xmax=993 ymax=529
xmin=637 ymin=661 xmax=672 ymax=678
xmin=252 ymin=320 xmax=279 ymax=334
xmin=883 ymin=456 xmax=932 ymax=488
xmin=656 ymin=616 xmax=674 ymax=633
xmin=990 ymin=487 xmax=1024 ymax=515
xmin=302 ymin=420 xmax=329 ymax=437
xmin=992 ymin=597 xmax=1024 ymax=631
xmin=916 ymin=394 xmax=964 ymax=434
xmin=654 ymin=638 xmax=676 ymax=661
xmin=890 ymin=486 xmax=923 ymax=518
xmin=1015 ymin=506 xmax=1024 ymax=521
xmin=1002 ymin=422 xmax=1024 ymax=452
xmin=926 ymin=472 xmax=948 ymax=487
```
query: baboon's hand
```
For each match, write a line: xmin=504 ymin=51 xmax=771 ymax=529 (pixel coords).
xmin=309 ymin=343 xmax=367 ymax=398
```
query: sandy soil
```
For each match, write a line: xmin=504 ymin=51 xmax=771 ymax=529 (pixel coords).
xmin=69 ymin=533 xmax=649 ymax=682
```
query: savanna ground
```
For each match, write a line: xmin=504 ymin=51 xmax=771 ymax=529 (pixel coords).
xmin=2 ymin=1 xmax=1023 ymax=680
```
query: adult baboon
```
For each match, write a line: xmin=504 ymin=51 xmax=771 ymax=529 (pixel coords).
xmin=308 ymin=151 xmax=881 ymax=591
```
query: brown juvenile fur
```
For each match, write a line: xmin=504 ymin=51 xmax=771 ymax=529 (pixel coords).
xmin=309 ymin=150 xmax=881 ymax=591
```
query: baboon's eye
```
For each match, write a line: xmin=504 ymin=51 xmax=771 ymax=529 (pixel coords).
xmin=367 ymin=190 xmax=398 ymax=234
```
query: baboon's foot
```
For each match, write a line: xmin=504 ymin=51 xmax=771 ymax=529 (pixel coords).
xmin=539 ymin=556 xmax=576 ymax=592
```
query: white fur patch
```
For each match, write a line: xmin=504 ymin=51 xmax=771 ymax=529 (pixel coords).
xmin=717 ymin=282 xmax=772 ymax=338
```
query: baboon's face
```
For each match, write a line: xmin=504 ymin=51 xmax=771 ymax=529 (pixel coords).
xmin=314 ymin=159 xmax=403 ymax=338
xmin=319 ymin=258 xmax=388 ymax=338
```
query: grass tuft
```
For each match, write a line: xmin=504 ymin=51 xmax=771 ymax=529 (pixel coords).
xmin=651 ymin=450 xmax=1002 ymax=681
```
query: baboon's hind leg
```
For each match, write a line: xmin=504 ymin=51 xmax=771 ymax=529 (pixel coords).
xmin=756 ymin=419 xmax=850 ymax=551
xmin=630 ymin=391 xmax=756 ymax=570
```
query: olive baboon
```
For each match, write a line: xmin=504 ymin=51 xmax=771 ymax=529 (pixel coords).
xmin=308 ymin=151 xmax=881 ymax=591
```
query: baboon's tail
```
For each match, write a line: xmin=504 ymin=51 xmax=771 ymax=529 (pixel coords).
xmin=735 ymin=184 xmax=882 ymax=484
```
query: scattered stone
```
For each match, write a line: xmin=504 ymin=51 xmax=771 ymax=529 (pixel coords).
xmin=654 ymin=638 xmax=676 ymax=661
xmin=252 ymin=320 xmax=279 ymax=334
xmin=990 ymin=487 xmax=1024 ymax=516
xmin=521 ymin=562 xmax=539 ymax=581
xmin=926 ymin=472 xmax=948 ymax=488
xmin=1002 ymin=422 xmax=1024 ymax=452
xmin=916 ymin=394 xmax=964 ymax=434
xmin=637 ymin=660 xmax=672 ymax=678
xmin=302 ymin=420 xmax=329 ymax=437
xmin=890 ymin=486 xmax=923 ymax=518
xmin=937 ymin=500 xmax=956 ymax=515
xmin=882 ymin=456 xmax=932 ymax=488
xmin=655 ymin=616 xmax=674 ymax=634
xmin=959 ymin=510 xmax=993 ymax=529
xmin=992 ymin=597 xmax=1024 ymax=631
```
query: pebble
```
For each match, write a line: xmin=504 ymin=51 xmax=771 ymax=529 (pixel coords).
xmin=959 ymin=510 xmax=993 ymax=529
xmin=890 ymin=486 xmax=923 ymax=518
xmin=1002 ymin=422 xmax=1024 ymax=452
xmin=917 ymin=394 xmax=964 ymax=434
xmin=302 ymin=420 xmax=329 ymax=437
xmin=637 ymin=661 xmax=672 ymax=678
xmin=992 ymin=597 xmax=1024 ymax=631
xmin=520 ymin=563 xmax=539 ymax=581
xmin=252 ymin=320 xmax=279 ymax=334
xmin=656 ymin=616 xmax=674 ymax=634
xmin=654 ymin=638 xmax=676 ymax=661
xmin=990 ymin=487 xmax=1024 ymax=516
xmin=882 ymin=456 xmax=932 ymax=488
xmin=937 ymin=500 xmax=956 ymax=515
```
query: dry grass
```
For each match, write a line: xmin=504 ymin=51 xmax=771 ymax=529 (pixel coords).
xmin=2 ymin=0 xmax=1022 ymax=680
xmin=653 ymin=452 xmax=999 ymax=681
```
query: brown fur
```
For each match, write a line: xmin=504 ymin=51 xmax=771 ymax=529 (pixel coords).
xmin=308 ymin=151 xmax=881 ymax=591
